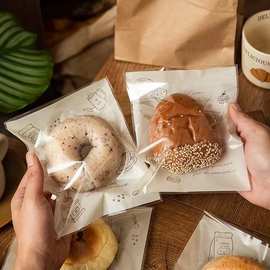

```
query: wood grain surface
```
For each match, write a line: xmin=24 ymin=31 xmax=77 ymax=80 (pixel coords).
xmin=0 ymin=57 xmax=270 ymax=270
xmin=95 ymin=56 xmax=270 ymax=269
xmin=1 ymin=56 xmax=270 ymax=269
xmin=1 ymin=1 xmax=270 ymax=269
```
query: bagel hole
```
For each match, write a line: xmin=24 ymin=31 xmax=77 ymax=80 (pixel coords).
xmin=79 ymin=143 xmax=93 ymax=160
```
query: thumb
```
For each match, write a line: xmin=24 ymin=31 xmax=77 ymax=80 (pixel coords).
xmin=229 ymin=104 xmax=258 ymax=141
xmin=25 ymin=151 xmax=44 ymax=199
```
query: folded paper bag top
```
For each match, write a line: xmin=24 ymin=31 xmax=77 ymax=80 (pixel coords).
xmin=115 ymin=0 xmax=238 ymax=69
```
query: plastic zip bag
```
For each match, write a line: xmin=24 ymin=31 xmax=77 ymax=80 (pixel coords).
xmin=1 ymin=208 xmax=153 ymax=270
xmin=175 ymin=212 xmax=270 ymax=269
xmin=126 ymin=66 xmax=250 ymax=193
xmin=6 ymin=78 xmax=160 ymax=236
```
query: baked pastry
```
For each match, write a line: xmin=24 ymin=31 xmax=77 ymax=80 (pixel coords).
xmin=202 ymin=256 xmax=266 ymax=270
xmin=45 ymin=116 xmax=126 ymax=192
xmin=250 ymin=68 xmax=270 ymax=83
xmin=61 ymin=218 xmax=118 ymax=270
xmin=149 ymin=94 xmax=223 ymax=174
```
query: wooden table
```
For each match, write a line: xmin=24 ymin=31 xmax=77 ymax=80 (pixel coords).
xmin=1 ymin=55 xmax=270 ymax=269
xmin=95 ymin=56 xmax=270 ymax=269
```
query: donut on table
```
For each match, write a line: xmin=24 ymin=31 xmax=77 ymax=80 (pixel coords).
xmin=44 ymin=116 xmax=126 ymax=192
xmin=61 ymin=218 xmax=118 ymax=270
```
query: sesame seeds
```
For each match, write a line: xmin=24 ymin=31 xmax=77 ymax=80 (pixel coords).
xmin=153 ymin=141 xmax=223 ymax=174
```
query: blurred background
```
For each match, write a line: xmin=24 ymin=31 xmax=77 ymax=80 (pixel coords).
xmin=1 ymin=0 xmax=270 ymax=103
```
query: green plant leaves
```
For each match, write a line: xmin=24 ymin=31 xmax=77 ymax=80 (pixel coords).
xmin=0 ymin=11 xmax=53 ymax=113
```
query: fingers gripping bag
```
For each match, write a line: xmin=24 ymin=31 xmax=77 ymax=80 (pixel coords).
xmin=5 ymin=78 xmax=160 ymax=237
xmin=2 ymin=208 xmax=153 ymax=270
xmin=126 ymin=66 xmax=250 ymax=193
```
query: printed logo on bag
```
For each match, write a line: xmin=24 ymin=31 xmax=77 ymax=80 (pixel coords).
xmin=132 ymin=189 xmax=141 ymax=197
xmin=85 ymin=88 xmax=107 ymax=112
xmin=135 ymin=77 xmax=168 ymax=101
xmin=217 ymin=90 xmax=231 ymax=104
xmin=121 ymin=150 xmax=137 ymax=173
xmin=131 ymin=229 xmax=140 ymax=246
xmin=18 ymin=124 xmax=40 ymax=144
xmin=131 ymin=214 xmax=140 ymax=229
xmin=148 ymin=88 xmax=168 ymax=100
xmin=69 ymin=198 xmax=86 ymax=223
xmin=131 ymin=233 xmax=139 ymax=246
xmin=56 ymin=191 xmax=73 ymax=227
xmin=209 ymin=232 xmax=233 ymax=259
xmin=140 ymin=87 xmax=168 ymax=122
xmin=130 ymin=214 xmax=140 ymax=246
xmin=112 ymin=192 xmax=130 ymax=202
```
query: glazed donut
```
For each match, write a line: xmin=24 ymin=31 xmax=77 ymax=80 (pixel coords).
xmin=149 ymin=94 xmax=223 ymax=174
xmin=61 ymin=218 xmax=118 ymax=270
xmin=202 ymin=256 xmax=266 ymax=270
xmin=44 ymin=116 xmax=126 ymax=192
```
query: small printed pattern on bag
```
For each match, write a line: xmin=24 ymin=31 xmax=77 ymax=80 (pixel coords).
xmin=86 ymin=88 xmax=107 ymax=112
xmin=18 ymin=124 xmax=40 ymax=144
xmin=209 ymin=231 xmax=234 ymax=260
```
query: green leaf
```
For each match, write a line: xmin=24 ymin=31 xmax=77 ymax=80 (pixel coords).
xmin=0 ymin=10 xmax=54 ymax=113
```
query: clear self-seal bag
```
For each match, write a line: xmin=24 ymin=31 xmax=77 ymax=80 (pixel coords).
xmin=2 ymin=208 xmax=153 ymax=270
xmin=6 ymin=78 xmax=160 ymax=237
xmin=175 ymin=212 xmax=270 ymax=269
xmin=126 ymin=66 xmax=250 ymax=193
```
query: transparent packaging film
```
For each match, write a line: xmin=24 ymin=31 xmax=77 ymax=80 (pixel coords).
xmin=6 ymin=79 xmax=160 ymax=236
xmin=126 ymin=67 xmax=250 ymax=193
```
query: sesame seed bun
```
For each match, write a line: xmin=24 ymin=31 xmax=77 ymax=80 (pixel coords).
xmin=202 ymin=256 xmax=266 ymax=270
xmin=61 ymin=219 xmax=118 ymax=270
xmin=149 ymin=94 xmax=223 ymax=174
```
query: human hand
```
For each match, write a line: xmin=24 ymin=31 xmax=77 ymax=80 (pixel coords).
xmin=229 ymin=104 xmax=270 ymax=210
xmin=11 ymin=152 xmax=71 ymax=270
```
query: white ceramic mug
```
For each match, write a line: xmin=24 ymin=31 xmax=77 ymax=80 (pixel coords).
xmin=242 ymin=10 xmax=270 ymax=89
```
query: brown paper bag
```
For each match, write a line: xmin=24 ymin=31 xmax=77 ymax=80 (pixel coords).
xmin=115 ymin=0 xmax=238 ymax=68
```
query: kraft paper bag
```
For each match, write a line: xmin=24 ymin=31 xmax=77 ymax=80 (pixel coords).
xmin=115 ymin=0 xmax=238 ymax=69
